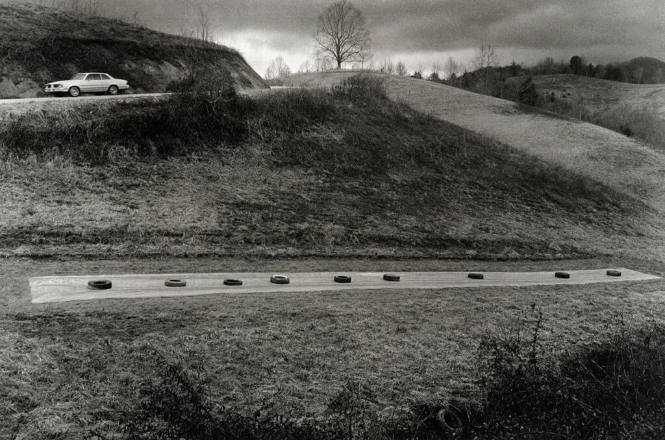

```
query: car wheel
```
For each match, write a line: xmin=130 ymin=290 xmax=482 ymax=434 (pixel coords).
xmin=68 ymin=86 xmax=80 ymax=97
xmin=108 ymin=85 xmax=119 ymax=95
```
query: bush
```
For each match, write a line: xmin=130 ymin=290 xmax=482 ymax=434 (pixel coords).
xmin=473 ymin=308 xmax=665 ymax=439
xmin=331 ymin=75 xmax=387 ymax=105
xmin=109 ymin=312 xmax=665 ymax=440
xmin=114 ymin=347 xmax=467 ymax=440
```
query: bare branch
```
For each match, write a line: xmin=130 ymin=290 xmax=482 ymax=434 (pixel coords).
xmin=314 ymin=0 xmax=371 ymax=69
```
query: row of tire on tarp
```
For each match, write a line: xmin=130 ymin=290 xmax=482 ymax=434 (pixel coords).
xmin=85 ymin=270 xmax=623 ymax=291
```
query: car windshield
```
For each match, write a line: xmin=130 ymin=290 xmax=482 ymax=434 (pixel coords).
xmin=70 ymin=74 xmax=86 ymax=80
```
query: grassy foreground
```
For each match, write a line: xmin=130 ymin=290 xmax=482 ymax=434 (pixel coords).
xmin=3 ymin=76 xmax=665 ymax=439
xmin=2 ymin=257 xmax=665 ymax=439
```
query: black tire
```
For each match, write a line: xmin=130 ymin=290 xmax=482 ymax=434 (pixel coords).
xmin=468 ymin=273 xmax=484 ymax=280
xmin=437 ymin=405 xmax=469 ymax=435
xmin=165 ymin=279 xmax=187 ymax=287
xmin=108 ymin=85 xmax=119 ymax=95
xmin=68 ymin=86 xmax=80 ymax=97
xmin=383 ymin=274 xmax=401 ymax=282
xmin=270 ymin=275 xmax=290 ymax=285
xmin=334 ymin=275 xmax=352 ymax=283
xmin=88 ymin=280 xmax=112 ymax=290
xmin=607 ymin=270 xmax=622 ymax=277
xmin=224 ymin=279 xmax=243 ymax=286
xmin=555 ymin=271 xmax=571 ymax=279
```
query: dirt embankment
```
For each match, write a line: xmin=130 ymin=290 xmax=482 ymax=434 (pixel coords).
xmin=0 ymin=2 xmax=267 ymax=98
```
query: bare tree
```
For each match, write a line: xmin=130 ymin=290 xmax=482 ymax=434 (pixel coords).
xmin=445 ymin=56 xmax=459 ymax=79
xmin=42 ymin=0 xmax=100 ymax=14
xmin=431 ymin=62 xmax=441 ymax=78
xmin=474 ymin=42 xmax=498 ymax=92
xmin=357 ymin=42 xmax=373 ymax=69
xmin=298 ymin=59 xmax=312 ymax=73
xmin=314 ymin=0 xmax=371 ymax=69
xmin=195 ymin=1 xmax=212 ymax=42
xmin=315 ymin=54 xmax=334 ymax=72
xmin=396 ymin=61 xmax=407 ymax=77
xmin=265 ymin=56 xmax=291 ymax=81
xmin=474 ymin=42 xmax=498 ymax=70
xmin=380 ymin=59 xmax=394 ymax=75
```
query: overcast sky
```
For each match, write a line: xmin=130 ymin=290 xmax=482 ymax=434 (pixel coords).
xmin=97 ymin=0 xmax=665 ymax=76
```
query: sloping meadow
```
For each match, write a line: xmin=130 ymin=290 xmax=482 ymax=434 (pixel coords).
xmin=0 ymin=75 xmax=653 ymax=259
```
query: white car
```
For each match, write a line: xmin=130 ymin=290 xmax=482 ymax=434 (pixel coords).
xmin=44 ymin=73 xmax=130 ymax=97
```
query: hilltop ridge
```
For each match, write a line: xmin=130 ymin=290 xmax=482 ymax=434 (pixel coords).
xmin=0 ymin=2 xmax=267 ymax=98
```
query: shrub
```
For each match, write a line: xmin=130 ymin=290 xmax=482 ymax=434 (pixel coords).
xmin=331 ymin=75 xmax=387 ymax=105
xmin=473 ymin=308 xmax=665 ymax=439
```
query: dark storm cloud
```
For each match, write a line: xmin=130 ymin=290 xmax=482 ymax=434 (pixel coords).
xmin=98 ymin=0 xmax=664 ymax=62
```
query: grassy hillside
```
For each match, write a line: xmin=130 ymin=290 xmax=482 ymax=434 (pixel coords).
xmin=0 ymin=76 xmax=655 ymax=260
xmin=0 ymin=2 xmax=266 ymax=97
xmin=532 ymin=74 xmax=665 ymax=119
xmin=287 ymin=72 xmax=665 ymax=217
xmin=2 ymin=76 xmax=665 ymax=438
xmin=529 ymin=74 xmax=665 ymax=150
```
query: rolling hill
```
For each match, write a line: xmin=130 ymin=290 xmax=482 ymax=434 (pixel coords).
xmin=1 ymin=76 xmax=658 ymax=261
xmin=0 ymin=2 xmax=266 ymax=98
xmin=619 ymin=56 xmax=665 ymax=84
xmin=3 ymin=73 xmax=665 ymax=438
xmin=286 ymin=72 xmax=665 ymax=217
xmin=531 ymin=74 xmax=665 ymax=119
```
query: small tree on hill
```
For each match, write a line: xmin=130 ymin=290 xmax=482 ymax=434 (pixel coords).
xmin=314 ymin=0 xmax=371 ymax=69
xmin=474 ymin=42 xmax=498 ymax=92
xmin=570 ymin=55 xmax=584 ymax=75
xmin=265 ymin=57 xmax=291 ymax=81
xmin=445 ymin=56 xmax=459 ymax=80
xmin=396 ymin=61 xmax=407 ymax=76
xmin=380 ymin=59 xmax=394 ymax=74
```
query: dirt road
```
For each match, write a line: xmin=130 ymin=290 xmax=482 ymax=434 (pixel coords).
xmin=0 ymin=88 xmax=274 ymax=119
xmin=0 ymin=93 xmax=169 ymax=119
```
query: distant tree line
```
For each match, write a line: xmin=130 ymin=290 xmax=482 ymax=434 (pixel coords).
xmin=442 ymin=52 xmax=665 ymax=106
xmin=530 ymin=55 xmax=665 ymax=84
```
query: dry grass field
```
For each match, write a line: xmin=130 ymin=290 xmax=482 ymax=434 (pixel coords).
xmin=532 ymin=74 xmax=665 ymax=119
xmin=287 ymin=72 xmax=665 ymax=215
xmin=2 ymin=81 xmax=655 ymax=261
xmin=2 ymin=256 xmax=665 ymax=439
xmin=528 ymin=75 xmax=665 ymax=150
xmin=3 ymin=76 xmax=665 ymax=438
